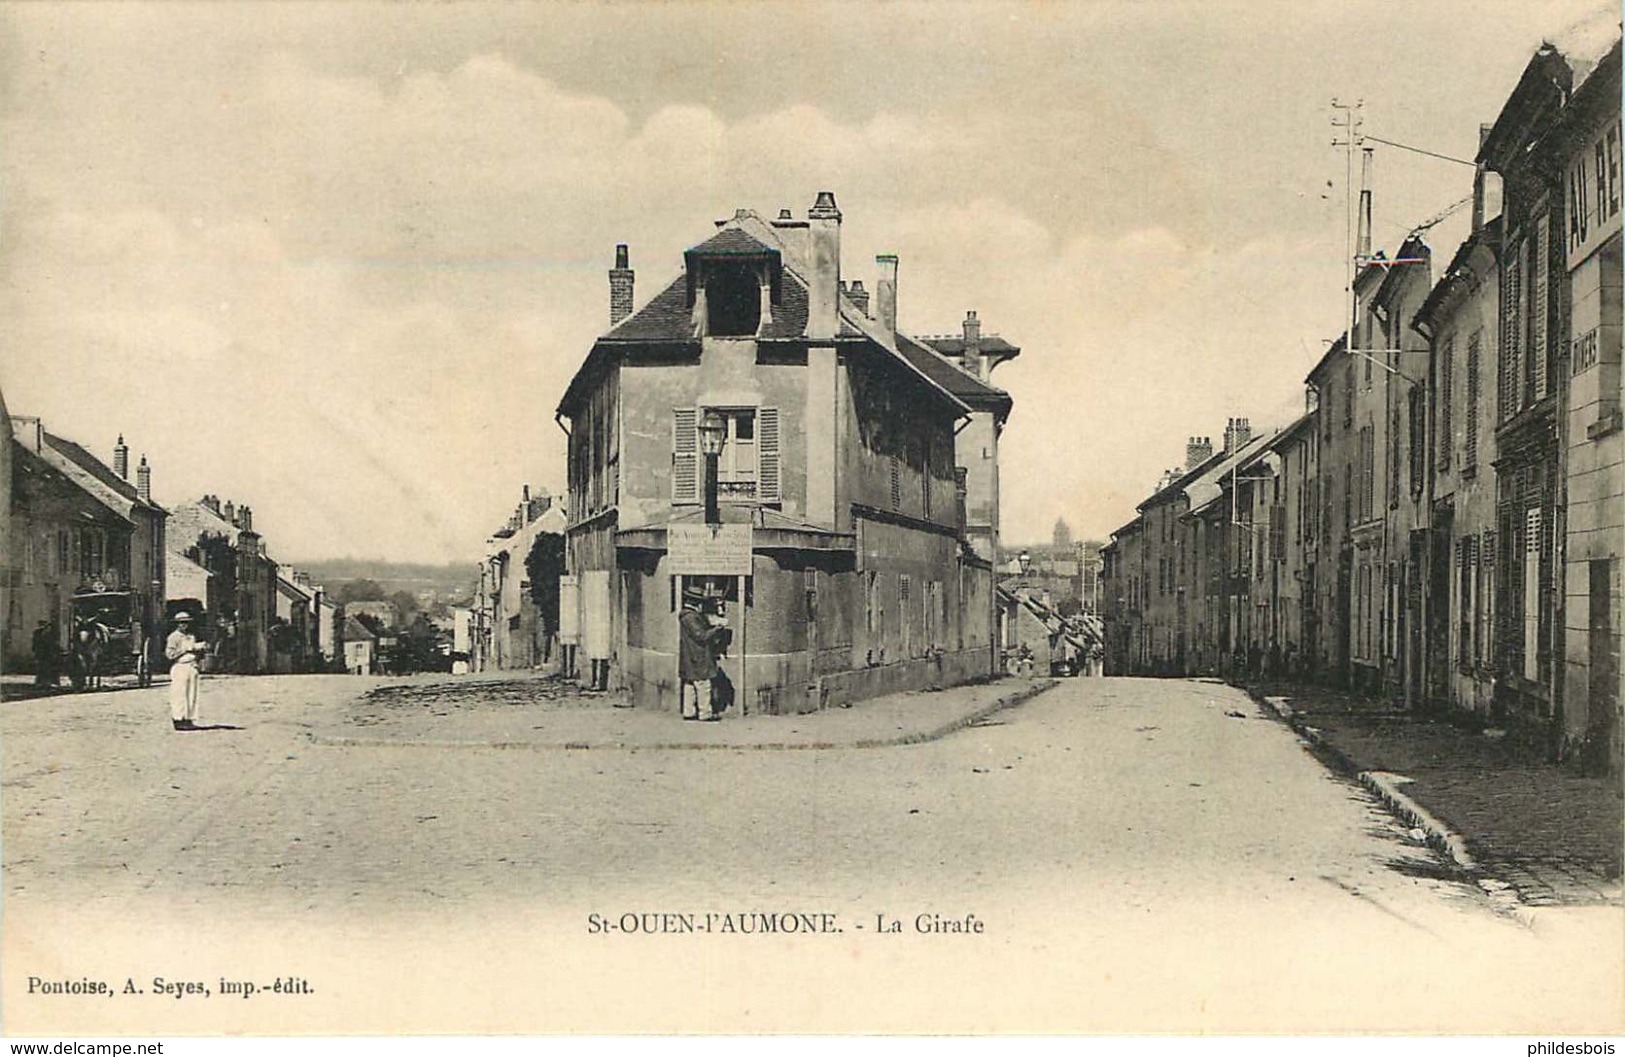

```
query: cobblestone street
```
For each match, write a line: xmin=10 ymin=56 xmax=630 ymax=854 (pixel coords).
xmin=4 ymin=673 xmax=1621 ymax=1034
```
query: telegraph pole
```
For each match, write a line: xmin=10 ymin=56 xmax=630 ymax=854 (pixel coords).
xmin=1331 ymin=99 xmax=1366 ymax=355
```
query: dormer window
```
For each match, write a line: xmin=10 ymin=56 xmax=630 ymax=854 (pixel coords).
xmin=705 ymin=261 xmax=762 ymax=336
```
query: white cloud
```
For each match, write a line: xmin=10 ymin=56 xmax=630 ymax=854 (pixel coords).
xmin=2 ymin=2 xmax=1606 ymax=560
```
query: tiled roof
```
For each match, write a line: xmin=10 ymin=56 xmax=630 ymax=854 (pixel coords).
xmin=11 ymin=441 xmax=128 ymax=527
xmin=599 ymin=265 xmax=812 ymax=345
xmin=43 ymin=433 xmax=143 ymax=504
xmin=602 ymin=274 xmax=696 ymax=342
xmin=918 ymin=335 xmax=1021 ymax=357
xmin=894 ymin=333 xmax=1012 ymax=414
xmin=686 ymin=227 xmax=780 ymax=257
xmin=566 ymin=208 xmax=976 ymax=417
xmin=1138 ymin=449 xmax=1226 ymax=512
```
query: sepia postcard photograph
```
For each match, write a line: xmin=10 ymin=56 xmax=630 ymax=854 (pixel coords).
xmin=0 ymin=0 xmax=1621 ymax=1042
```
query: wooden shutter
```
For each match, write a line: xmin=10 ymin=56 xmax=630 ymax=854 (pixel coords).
xmin=757 ymin=407 xmax=780 ymax=504
xmin=672 ymin=408 xmax=698 ymax=504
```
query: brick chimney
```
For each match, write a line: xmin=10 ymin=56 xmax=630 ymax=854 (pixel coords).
xmin=874 ymin=254 xmax=898 ymax=340
xmin=609 ymin=244 xmax=634 ymax=327
xmin=201 ymin=494 xmax=221 ymax=516
xmin=224 ymin=500 xmax=236 ymax=525
xmin=240 ymin=505 xmax=252 ymax=532
xmin=960 ymin=310 xmax=982 ymax=374
xmin=806 ymin=191 xmax=842 ymax=341
xmin=1186 ymin=436 xmax=1213 ymax=471
xmin=136 ymin=455 xmax=151 ymax=502
xmin=1223 ymin=417 xmax=1252 ymax=452
xmin=113 ymin=435 xmax=129 ymax=479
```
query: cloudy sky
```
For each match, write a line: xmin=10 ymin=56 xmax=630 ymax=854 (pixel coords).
xmin=0 ymin=1 xmax=1612 ymax=564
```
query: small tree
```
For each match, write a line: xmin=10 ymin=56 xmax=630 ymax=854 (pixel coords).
xmin=525 ymin=532 xmax=566 ymax=637
xmin=336 ymin=579 xmax=387 ymax=605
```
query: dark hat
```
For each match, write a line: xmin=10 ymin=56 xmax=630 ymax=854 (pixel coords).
xmin=681 ymin=585 xmax=706 ymax=604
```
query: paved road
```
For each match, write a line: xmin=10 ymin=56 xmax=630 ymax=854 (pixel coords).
xmin=4 ymin=674 xmax=1620 ymax=1033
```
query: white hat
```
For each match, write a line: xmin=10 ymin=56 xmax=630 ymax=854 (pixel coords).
xmin=174 ymin=611 xmax=193 ymax=623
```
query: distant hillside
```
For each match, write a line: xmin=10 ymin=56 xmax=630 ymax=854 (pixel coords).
xmin=295 ymin=559 xmax=480 ymax=602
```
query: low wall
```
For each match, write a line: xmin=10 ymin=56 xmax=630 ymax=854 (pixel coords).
xmin=618 ymin=644 xmax=994 ymax=714
xmin=815 ymin=647 xmax=992 ymax=710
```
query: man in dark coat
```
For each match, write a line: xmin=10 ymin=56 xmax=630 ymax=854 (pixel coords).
xmin=678 ymin=586 xmax=724 ymax=721
xmin=31 ymin=619 xmax=58 ymax=687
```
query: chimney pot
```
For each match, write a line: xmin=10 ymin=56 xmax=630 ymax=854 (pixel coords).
xmin=809 ymin=191 xmax=841 ymax=220
xmin=777 ymin=208 xmax=793 ymax=220
xmin=114 ymin=435 xmax=129 ymax=480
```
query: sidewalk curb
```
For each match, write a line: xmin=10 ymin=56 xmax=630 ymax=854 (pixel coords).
xmin=1250 ymin=688 xmax=1480 ymax=876
xmin=309 ymin=678 xmax=1061 ymax=752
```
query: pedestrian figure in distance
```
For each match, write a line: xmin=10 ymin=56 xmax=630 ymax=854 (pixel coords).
xmin=165 ymin=612 xmax=208 ymax=731
xmin=678 ymin=587 xmax=727 ymax=721
xmin=31 ymin=619 xmax=58 ymax=688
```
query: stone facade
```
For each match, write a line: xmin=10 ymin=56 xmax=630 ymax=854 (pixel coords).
xmin=556 ymin=194 xmax=1009 ymax=713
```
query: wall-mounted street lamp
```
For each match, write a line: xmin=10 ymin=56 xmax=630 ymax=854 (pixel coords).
xmin=698 ymin=408 xmax=728 ymax=525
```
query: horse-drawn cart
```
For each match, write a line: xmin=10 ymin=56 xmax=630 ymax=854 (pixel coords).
xmin=67 ymin=587 xmax=153 ymax=691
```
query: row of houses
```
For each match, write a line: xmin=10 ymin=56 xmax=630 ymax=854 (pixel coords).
xmin=1 ymin=388 xmax=339 ymax=678
xmin=1102 ymin=29 xmax=1623 ymax=775
xmin=550 ymin=192 xmax=1020 ymax=713
xmin=459 ymin=485 xmax=568 ymax=675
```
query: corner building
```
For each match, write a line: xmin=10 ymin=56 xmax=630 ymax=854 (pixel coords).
xmin=556 ymin=194 xmax=1012 ymax=713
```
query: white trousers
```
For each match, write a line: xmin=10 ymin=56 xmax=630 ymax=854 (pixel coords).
xmin=681 ymin=679 xmax=712 ymax=718
xmin=169 ymin=661 xmax=199 ymax=722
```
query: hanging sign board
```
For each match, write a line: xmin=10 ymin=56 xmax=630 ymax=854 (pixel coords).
xmin=667 ymin=524 xmax=753 ymax=576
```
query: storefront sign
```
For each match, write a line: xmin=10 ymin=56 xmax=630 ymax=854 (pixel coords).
xmin=667 ymin=524 xmax=753 ymax=576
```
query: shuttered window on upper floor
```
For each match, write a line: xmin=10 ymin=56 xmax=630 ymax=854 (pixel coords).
xmin=671 ymin=406 xmax=780 ymax=506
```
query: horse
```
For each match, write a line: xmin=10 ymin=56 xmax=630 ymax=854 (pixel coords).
xmin=69 ymin=619 xmax=111 ymax=691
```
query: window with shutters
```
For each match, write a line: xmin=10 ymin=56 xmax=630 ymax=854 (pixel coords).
xmin=1464 ymin=333 xmax=1480 ymax=477
xmin=1501 ymin=244 xmax=1523 ymax=420
xmin=1344 ymin=362 xmax=1355 ymax=428
xmin=1523 ymin=507 xmax=1542 ymax=683
xmin=1458 ymin=536 xmax=1474 ymax=668
xmin=1358 ymin=426 xmax=1374 ymax=522
xmin=1408 ymin=387 xmax=1425 ymax=497
xmin=899 ymin=574 xmax=913 ymax=657
xmin=671 ymin=408 xmax=699 ymax=504
xmin=756 ymin=407 xmax=780 ymax=504
xmin=1343 ymin=463 xmax=1352 ymax=531
xmin=1390 ymin=401 xmax=1402 ymax=505
xmin=1531 ymin=215 xmax=1548 ymax=401
xmin=673 ymin=406 xmax=780 ymax=505
xmin=1437 ymin=334 xmax=1454 ymax=471
xmin=1479 ymin=530 xmax=1495 ymax=671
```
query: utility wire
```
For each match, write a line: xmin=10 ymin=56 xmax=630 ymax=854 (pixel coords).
xmin=1364 ymin=134 xmax=1476 ymax=167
